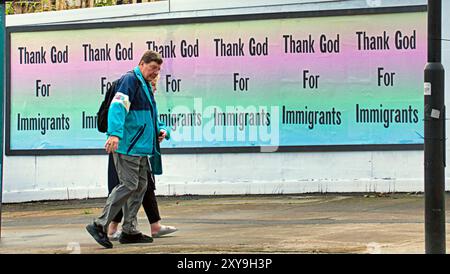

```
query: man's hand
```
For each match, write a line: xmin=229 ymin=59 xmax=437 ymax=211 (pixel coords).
xmin=105 ymin=136 xmax=119 ymax=153
xmin=158 ymin=129 xmax=167 ymax=143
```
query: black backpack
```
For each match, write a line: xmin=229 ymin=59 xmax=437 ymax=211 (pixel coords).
xmin=97 ymin=80 xmax=119 ymax=133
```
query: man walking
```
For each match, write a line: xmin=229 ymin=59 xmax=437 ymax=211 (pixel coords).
xmin=86 ymin=50 xmax=168 ymax=248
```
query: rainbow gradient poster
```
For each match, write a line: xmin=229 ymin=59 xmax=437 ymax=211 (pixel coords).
xmin=8 ymin=11 xmax=427 ymax=153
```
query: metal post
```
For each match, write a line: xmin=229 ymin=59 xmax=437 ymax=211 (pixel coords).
xmin=0 ymin=1 xmax=5 ymax=239
xmin=424 ymin=0 xmax=446 ymax=254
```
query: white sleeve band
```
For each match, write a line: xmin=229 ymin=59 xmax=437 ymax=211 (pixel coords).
xmin=111 ymin=92 xmax=131 ymax=112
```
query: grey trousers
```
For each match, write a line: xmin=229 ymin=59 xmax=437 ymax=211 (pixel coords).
xmin=95 ymin=152 xmax=149 ymax=235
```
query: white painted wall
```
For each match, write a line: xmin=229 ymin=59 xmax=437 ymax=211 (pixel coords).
xmin=4 ymin=0 xmax=445 ymax=203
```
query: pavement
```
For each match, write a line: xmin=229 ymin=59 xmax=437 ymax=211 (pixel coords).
xmin=0 ymin=193 xmax=449 ymax=254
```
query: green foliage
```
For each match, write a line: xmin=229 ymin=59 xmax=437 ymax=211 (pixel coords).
xmin=5 ymin=1 xmax=42 ymax=15
xmin=5 ymin=0 xmax=120 ymax=15
xmin=94 ymin=0 xmax=116 ymax=7
xmin=5 ymin=2 xmax=15 ymax=15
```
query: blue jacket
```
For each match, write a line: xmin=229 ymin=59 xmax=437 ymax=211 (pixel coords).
xmin=107 ymin=68 xmax=170 ymax=159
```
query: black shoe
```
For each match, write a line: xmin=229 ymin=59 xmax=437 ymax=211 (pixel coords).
xmin=119 ymin=232 xmax=153 ymax=244
xmin=86 ymin=223 xmax=113 ymax=249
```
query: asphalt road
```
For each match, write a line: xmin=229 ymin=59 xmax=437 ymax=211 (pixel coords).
xmin=0 ymin=193 xmax=449 ymax=254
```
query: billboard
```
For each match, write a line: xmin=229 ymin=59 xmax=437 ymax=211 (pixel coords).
xmin=6 ymin=8 xmax=427 ymax=155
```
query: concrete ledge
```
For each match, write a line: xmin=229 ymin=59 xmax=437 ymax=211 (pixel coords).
xmin=6 ymin=1 xmax=169 ymax=26
xmin=2 ymin=179 xmax=430 ymax=203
